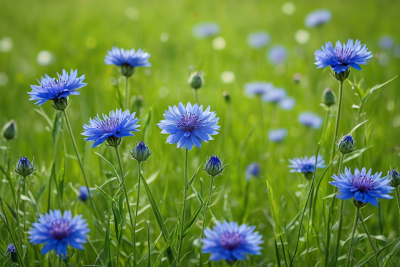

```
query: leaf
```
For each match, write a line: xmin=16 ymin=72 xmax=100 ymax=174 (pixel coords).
xmin=349 ymin=119 xmax=368 ymax=135
xmin=379 ymin=240 xmax=400 ymax=267
xmin=354 ymin=251 xmax=375 ymax=267
xmin=191 ymin=185 xmax=205 ymax=205
xmin=58 ymin=158 xmax=65 ymax=202
xmin=137 ymin=232 xmax=164 ymax=267
xmin=369 ymin=76 xmax=397 ymax=94
xmin=188 ymin=165 xmax=202 ymax=187
xmin=344 ymin=146 xmax=373 ymax=163
xmin=355 ymin=237 xmax=400 ymax=266
xmin=142 ymin=108 xmax=152 ymax=142
xmin=95 ymin=186 xmax=113 ymax=206
xmin=145 ymin=170 xmax=160 ymax=185
xmin=222 ymin=193 xmax=233 ymax=221
xmin=34 ymin=107 xmax=53 ymax=128
xmin=105 ymin=208 xmax=112 ymax=267
xmin=266 ymin=180 xmax=281 ymax=235
xmin=95 ymin=152 xmax=121 ymax=183
xmin=183 ymin=203 xmax=204 ymax=238
xmin=52 ymin=111 xmax=63 ymax=143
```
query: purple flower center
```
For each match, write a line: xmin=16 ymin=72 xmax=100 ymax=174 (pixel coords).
xmin=301 ymin=164 xmax=315 ymax=173
xmin=98 ymin=118 xmax=121 ymax=133
xmin=335 ymin=47 xmax=353 ymax=65
xmin=50 ymin=220 xmax=72 ymax=240
xmin=177 ymin=113 xmax=202 ymax=133
xmin=351 ymin=175 xmax=375 ymax=192
xmin=221 ymin=231 xmax=243 ymax=250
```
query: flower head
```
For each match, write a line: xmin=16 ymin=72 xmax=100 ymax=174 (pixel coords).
xmin=289 ymin=155 xmax=325 ymax=180
xmin=267 ymin=45 xmax=287 ymax=65
xmin=15 ymin=156 xmax=36 ymax=177
xmin=262 ymin=88 xmax=287 ymax=103
xmin=29 ymin=210 xmax=90 ymax=256
xmin=82 ymin=109 xmax=140 ymax=148
xmin=2 ymin=120 xmax=16 ymax=141
xmin=304 ymin=9 xmax=331 ymax=28
xmin=6 ymin=244 xmax=17 ymax=263
xmin=336 ymin=134 xmax=355 ymax=154
xmin=279 ymin=97 xmax=296 ymax=110
xmin=298 ymin=112 xmax=323 ymax=129
xmin=157 ymin=103 xmax=219 ymax=151
xmin=29 ymin=70 xmax=86 ymax=107
xmin=130 ymin=141 xmax=152 ymax=162
xmin=330 ymin=167 xmax=394 ymax=207
xmin=105 ymin=47 xmax=151 ymax=69
xmin=247 ymin=31 xmax=271 ymax=49
xmin=192 ymin=22 xmax=220 ymax=38
xmin=79 ymin=186 xmax=89 ymax=202
xmin=6 ymin=244 xmax=16 ymax=253
xmin=245 ymin=163 xmax=260 ymax=181
xmin=269 ymin=128 xmax=287 ymax=143
xmin=203 ymin=155 xmax=227 ymax=177
xmin=202 ymin=221 xmax=263 ymax=262
xmin=389 ymin=169 xmax=400 ymax=187
xmin=315 ymin=39 xmax=373 ymax=74
xmin=245 ymin=82 xmax=273 ymax=97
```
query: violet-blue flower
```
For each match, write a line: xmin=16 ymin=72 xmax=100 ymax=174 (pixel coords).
xmin=279 ymin=97 xmax=296 ymax=110
xmin=298 ymin=112 xmax=323 ymax=129
xmin=157 ymin=103 xmax=219 ymax=151
xmin=269 ymin=128 xmax=287 ymax=143
xmin=202 ymin=221 xmax=263 ymax=262
xmin=262 ymin=88 xmax=287 ymax=103
xmin=192 ymin=22 xmax=220 ymax=38
xmin=245 ymin=163 xmax=260 ymax=181
xmin=267 ymin=46 xmax=287 ymax=65
xmin=379 ymin=36 xmax=394 ymax=50
xmin=79 ymin=186 xmax=89 ymax=202
xmin=247 ymin=31 xmax=271 ymax=49
xmin=289 ymin=155 xmax=325 ymax=179
xmin=245 ymin=82 xmax=273 ymax=97
xmin=104 ymin=47 xmax=151 ymax=68
xmin=304 ymin=9 xmax=331 ymax=28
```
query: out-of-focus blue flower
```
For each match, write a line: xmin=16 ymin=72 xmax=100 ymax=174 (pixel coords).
xmin=247 ymin=32 xmax=271 ymax=49
xmin=202 ymin=221 xmax=263 ymax=262
xmin=15 ymin=156 xmax=35 ymax=177
xmin=29 ymin=70 xmax=86 ymax=106
xmin=279 ymin=97 xmax=296 ymax=110
xmin=245 ymin=163 xmax=260 ymax=181
xmin=6 ymin=244 xmax=17 ymax=263
xmin=192 ymin=22 xmax=220 ymax=38
xmin=158 ymin=103 xmax=219 ymax=151
xmin=29 ymin=210 xmax=90 ymax=256
xmin=245 ymin=82 xmax=273 ymax=97
xmin=289 ymin=155 xmax=325 ymax=179
xmin=304 ymin=9 xmax=331 ymax=28
xmin=82 ymin=109 xmax=140 ymax=148
xmin=379 ymin=36 xmax=394 ymax=50
xmin=298 ymin=112 xmax=323 ymax=129
xmin=104 ymin=47 xmax=151 ymax=68
xmin=79 ymin=186 xmax=89 ymax=202
xmin=315 ymin=39 xmax=373 ymax=74
xmin=262 ymin=88 xmax=287 ymax=103
xmin=267 ymin=46 xmax=287 ymax=65
xmin=330 ymin=167 xmax=393 ymax=207
xmin=269 ymin=128 xmax=287 ymax=143
xmin=6 ymin=244 xmax=16 ymax=253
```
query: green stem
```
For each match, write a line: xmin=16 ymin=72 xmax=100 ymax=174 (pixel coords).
xmin=346 ymin=207 xmax=360 ymax=267
xmin=23 ymin=177 xmax=27 ymax=232
xmin=334 ymin=153 xmax=345 ymax=265
xmin=258 ymin=96 xmax=265 ymax=146
xmin=125 ymin=76 xmax=130 ymax=110
xmin=359 ymin=210 xmax=380 ymax=266
xmin=199 ymin=175 xmax=215 ymax=266
xmin=241 ymin=181 xmax=250 ymax=223
xmin=396 ymin=187 xmax=400 ymax=215
xmin=195 ymin=89 xmax=198 ymax=104
xmin=62 ymin=110 xmax=100 ymax=220
xmin=16 ymin=177 xmax=23 ymax=254
xmin=114 ymin=147 xmax=136 ymax=259
xmin=59 ymin=255 xmax=62 ymax=267
xmin=133 ymin=162 xmax=142 ymax=267
xmin=177 ymin=149 xmax=189 ymax=265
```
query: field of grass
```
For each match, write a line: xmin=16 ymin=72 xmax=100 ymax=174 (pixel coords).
xmin=1 ymin=0 xmax=400 ymax=266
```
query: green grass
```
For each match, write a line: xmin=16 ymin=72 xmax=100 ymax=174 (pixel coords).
xmin=1 ymin=0 xmax=400 ymax=266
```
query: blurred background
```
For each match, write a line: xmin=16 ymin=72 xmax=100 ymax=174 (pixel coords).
xmin=1 ymin=0 xmax=400 ymax=265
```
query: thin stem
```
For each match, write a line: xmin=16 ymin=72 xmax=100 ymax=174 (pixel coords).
xmin=15 ymin=177 xmax=23 ymax=253
xmin=241 ymin=181 xmax=250 ymax=223
xmin=114 ymin=146 xmax=136 ymax=261
xmin=195 ymin=89 xmax=198 ymax=104
xmin=59 ymin=255 xmax=62 ymax=267
xmin=62 ymin=110 xmax=100 ymax=220
xmin=133 ymin=162 xmax=142 ymax=267
xmin=346 ymin=207 xmax=360 ymax=267
xmin=23 ymin=177 xmax=27 ymax=232
xmin=359 ymin=210 xmax=380 ymax=266
xmin=199 ymin=175 xmax=215 ymax=266
xmin=258 ymin=96 xmax=265 ymax=146
xmin=177 ymin=148 xmax=189 ymax=265
xmin=396 ymin=187 xmax=400 ymax=215
xmin=334 ymin=153 xmax=345 ymax=265
xmin=125 ymin=76 xmax=130 ymax=110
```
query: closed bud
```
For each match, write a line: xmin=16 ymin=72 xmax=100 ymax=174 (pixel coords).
xmin=6 ymin=244 xmax=17 ymax=263
xmin=52 ymin=97 xmax=70 ymax=111
xmin=15 ymin=156 xmax=36 ymax=177
xmin=79 ymin=186 xmax=89 ymax=202
xmin=352 ymin=198 xmax=367 ymax=209
xmin=2 ymin=120 xmax=16 ymax=141
xmin=120 ymin=64 xmax=136 ymax=78
xmin=203 ymin=155 xmax=227 ymax=177
xmin=293 ymin=73 xmax=302 ymax=84
xmin=331 ymin=69 xmax=350 ymax=82
xmin=106 ymin=136 xmax=122 ymax=147
xmin=223 ymin=91 xmax=230 ymax=103
xmin=389 ymin=169 xmax=400 ymax=187
xmin=188 ymin=72 xmax=204 ymax=90
xmin=321 ymin=87 xmax=336 ymax=107
xmin=336 ymin=134 xmax=355 ymax=154
xmin=130 ymin=141 xmax=152 ymax=162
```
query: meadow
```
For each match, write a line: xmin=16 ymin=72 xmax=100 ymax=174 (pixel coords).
xmin=1 ymin=0 xmax=400 ymax=266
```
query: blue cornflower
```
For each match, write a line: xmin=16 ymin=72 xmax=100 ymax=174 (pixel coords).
xmin=315 ymin=39 xmax=373 ymax=74
xmin=245 ymin=82 xmax=273 ymax=97
xmin=82 ymin=109 xmax=140 ymax=148
xmin=298 ymin=112 xmax=323 ymax=129
xmin=204 ymin=155 xmax=227 ymax=177
xmin=192 ymin=22 xmax=220 ymax=38
xmin=262 ymin=88 xmax=287 ymax=103
xmin=379 ymin=36 xmax=394 ymax=50
xmin=245 ymin=163 xmax=260 ymax=181
xmin=267 ymin=46 xmax=287 ymax=65
xmin=247 ymin=31 xmax=271 ymax=49
xmin=157 ymin=103 xmax=220 ymax=151
xmin=304 ymin=9 xmax=331 ymax=28
xmin=29 ymin=69 xmax=86 ymax=107
xmin=79 ymin=186 xmax=89 ymax=202
xmin=279 ymin=97 xmax=296 ymax=110
xmin=130 ymin=141 xmax=152 ymax=162
xmin=6 ymin=244 xmax=17 ymax=263
xmin=29 ymin=210 xmax=90 ymax=256
xmin=6 ymin=244 xmax=16 ymax=253
xmin=289 ymin=155 xmax=325 ymax=179
xmin=15 ymin=156 xmax=35 ymax=177
xmin=269 ymin=128 xmax=287 ymax=143
xmin=105 ymin=47 xmax=151 ymax=68
xmin=330 ymin=167 xmax=394 ymax=207
xmin=202 ymin=221 xmax=263 ymax=262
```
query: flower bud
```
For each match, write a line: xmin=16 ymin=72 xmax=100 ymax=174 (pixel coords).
xmin=79 ymin=186 xmax=89 ymax=202
xmin=321 ymin=87 xmax=336 ymax=107
xmin=188 ymin=72 xmax=204 ymax=90
xmin=336 ymin=134 xmax=355 ymax=155
xmin=52 ymin=97 xmax=70 ymax=111
xmin=245 ymin=163 xmax=260 ymax=181
xmin=2 ymin=120 xmax=16 ymax=141
xmin=331 ymin=69 xmax=350 ymax=82
xmin=106 ymin=136 xmax=122 ymax=147
xmin=352 ymin=198 xmax=367 ymax=209
xmin=15 ymin=157 xmax=36 ymax=177
xmin=6 ymin=244 xmax=17 ymax=263
xmin=293 ymin=73 xmax=301 ymax=84
xmin=389 ymin=169 xmax=400 ymax=187
xmin=120 ymin=64 xmax=136 ymax=78
xmin=223 ymin=91 xmax=230 ymax=103
xmin=130 ymin=141 xmax=152 ymax=162
xmin=203 ymin=155 xmax=227 ymax=177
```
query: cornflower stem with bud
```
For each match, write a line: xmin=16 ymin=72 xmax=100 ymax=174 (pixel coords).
xmin=23 ymin=177 xmax=27 ymax=231
xmin=359 ymin=211 xmax=380 ymax=266
xmin=346 ymin=206 xmax=360 ymax=267
xmin=114 ymin=146 xmax=136 ymax=262
xmin=133 ymin=161 xmax=142 ymax=266
xmin=62 ymin=110 xmax=100 ymax=221
xmin=125 ymin=76 xmax=130 ymax=110
xmin=199 ymin=175 xmax=215 ymax=266
xmin=15 ymin=177 xmax=24 ymax=254
xmin=177 ymin=148 xmax=189 ymax=265
xmin=334 ymin=153 xmax=344 ymax=265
